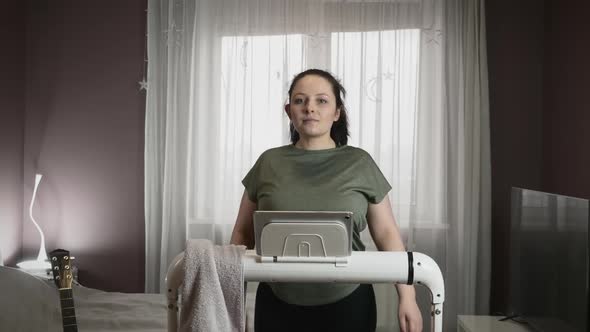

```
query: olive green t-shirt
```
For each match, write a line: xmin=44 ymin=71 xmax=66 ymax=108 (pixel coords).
xmin=242 ymin=144 xmax=391 ymax=305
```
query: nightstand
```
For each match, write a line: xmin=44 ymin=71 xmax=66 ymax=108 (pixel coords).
xmin=458 ymin=315 xmax=532 ymax=332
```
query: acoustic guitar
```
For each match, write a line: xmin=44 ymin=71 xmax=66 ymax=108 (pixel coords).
xmin=49 ymin=249 xmax=78 ymax=332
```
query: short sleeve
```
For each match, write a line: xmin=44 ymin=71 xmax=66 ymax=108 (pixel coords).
xmin=241 ymin=154 xmax=264 ymax=202
xmin=362 ymin=154 xmax=392 ymax=204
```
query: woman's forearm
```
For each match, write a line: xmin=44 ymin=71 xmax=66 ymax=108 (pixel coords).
xmin=372 ymin=228 xmax=417 ymax=300
xmin=231 ymin=190 xmax=257 ymax=249
xmin=230 ymin=229 xmax=254 ymax=249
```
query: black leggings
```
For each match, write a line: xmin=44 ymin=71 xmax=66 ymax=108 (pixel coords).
xmin=254 ymin=283 xmax=377 ymax=332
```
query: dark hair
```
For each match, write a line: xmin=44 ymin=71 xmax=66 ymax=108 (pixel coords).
xmin=287 ymin=69 xmax=349 ymax=146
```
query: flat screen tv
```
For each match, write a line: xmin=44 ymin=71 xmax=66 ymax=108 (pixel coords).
xmin=509 ymin=187 xmax=589 ymax=332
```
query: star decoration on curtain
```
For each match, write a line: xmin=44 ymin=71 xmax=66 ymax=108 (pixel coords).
xmin=139 ymin=78 xmax=148 ymax=91
xmin=422 ymin=28 xmax=443 ymax=45
xmin=163 ymin=21 xmax=184 ymax=48
xmin=365 ymin=71 xmax=395 ymax=103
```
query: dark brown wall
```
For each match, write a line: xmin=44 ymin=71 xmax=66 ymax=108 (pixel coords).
xmin=542 ymin=0 xmax=590 ymax=199
xmin=0 ymin=2 xmax=26 ymax=266
xmin=486 ymin=0 xmax=546 ymax=313
xmin=20 ymin=0 xmax=146 ymax=292
xmin=487 ymin=0 xmax=590 ymax=314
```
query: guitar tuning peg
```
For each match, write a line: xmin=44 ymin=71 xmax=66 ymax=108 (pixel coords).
xmin=70 ymin=256 xmax=75 ymax=260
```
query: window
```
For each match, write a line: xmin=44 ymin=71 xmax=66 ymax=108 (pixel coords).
xmin=220 ymin=29 xmax=420 ymax=227
xmin=221 ymin=34 xmax=304 ymax=159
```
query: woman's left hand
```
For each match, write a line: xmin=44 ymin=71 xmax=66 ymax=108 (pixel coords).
xmin=398 ymin=296 xmax=423 ymax=332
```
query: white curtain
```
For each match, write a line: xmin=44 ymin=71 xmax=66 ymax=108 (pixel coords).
xmin=145 ymin=0 xmax=491 ymax=330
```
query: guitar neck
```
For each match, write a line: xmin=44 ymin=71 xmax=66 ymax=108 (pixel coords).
xmin=59 ymin=288 xmax=78 ymax=332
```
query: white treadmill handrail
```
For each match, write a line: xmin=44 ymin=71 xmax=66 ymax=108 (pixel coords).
xmin=165 ymin=250 xmax=445 ymax=332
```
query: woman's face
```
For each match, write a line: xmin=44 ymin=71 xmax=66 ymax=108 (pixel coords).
xmin=286 ymin=74 xmax=340 ymax=144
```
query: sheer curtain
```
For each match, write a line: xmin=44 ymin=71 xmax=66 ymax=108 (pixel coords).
xmin=145 ymin=0 xmax=490 ymax=330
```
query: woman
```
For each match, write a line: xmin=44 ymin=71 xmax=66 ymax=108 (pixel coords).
xmin=230 ymin=69 xmax=423 ymax=332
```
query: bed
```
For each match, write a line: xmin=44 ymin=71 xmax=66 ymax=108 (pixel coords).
xmin=0 ymin=265 xmax=167 ymax=332
xmin=0 ymin=264 xmax=263 ymax=332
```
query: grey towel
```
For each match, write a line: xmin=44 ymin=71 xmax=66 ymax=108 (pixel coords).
xmin=180 ymin=239 xmax=246 ymax=332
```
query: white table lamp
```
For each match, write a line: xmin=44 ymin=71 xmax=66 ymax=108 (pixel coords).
xmin=17 ymin=174 xmax=51 ymax=271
